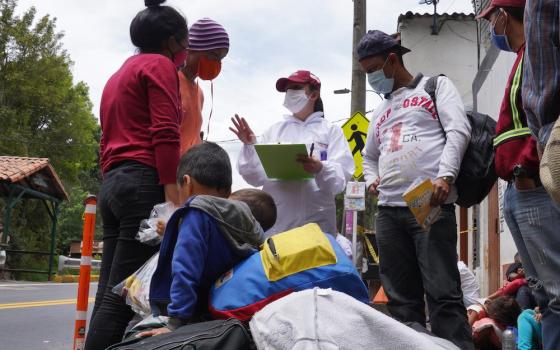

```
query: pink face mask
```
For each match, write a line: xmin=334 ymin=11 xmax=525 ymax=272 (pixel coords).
xmin=173 ymin=50 xmax=188 ymax=68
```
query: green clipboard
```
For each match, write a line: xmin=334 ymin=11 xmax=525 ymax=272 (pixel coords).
xmin=254 ymin=144 xmax=313 ymax=181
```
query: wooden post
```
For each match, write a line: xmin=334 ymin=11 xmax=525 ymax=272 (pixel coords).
xmin=351 ymin=0 xmax=366 ymax=116
xmin=459 ymin=207 xmax=468 ymax=264
xmin=487 ymin=184 xmax=500 ymax=293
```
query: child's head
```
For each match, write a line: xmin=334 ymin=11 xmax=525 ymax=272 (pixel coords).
xmin=485 ymin=296 xmax=521 ymax=328
xmin=176 ymin=142 xmax=232 ymax=203
xmin=230 ymin=189 xmax=277 ymax=232
xmin=506 ymin=262 xmax=524 ymax=282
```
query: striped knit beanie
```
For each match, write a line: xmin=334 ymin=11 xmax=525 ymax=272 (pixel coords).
xmin=188 ymin=18 xmax=229 ymax=51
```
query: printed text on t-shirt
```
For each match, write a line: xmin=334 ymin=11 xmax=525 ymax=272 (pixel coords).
xmin=402 ymin=95 xmax=437 ymax=119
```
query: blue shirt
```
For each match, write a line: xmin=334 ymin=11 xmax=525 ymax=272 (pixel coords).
xmin=150 ymin=206 xmax=237 ymax=321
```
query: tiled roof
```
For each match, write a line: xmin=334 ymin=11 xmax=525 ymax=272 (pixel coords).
xmin=398 ymin=11 xmax=476 ymax=23
xmin=0 ymin=157 xmax=49 ymax=183
xmin=0 ymin=156 xmax=68 ymax=201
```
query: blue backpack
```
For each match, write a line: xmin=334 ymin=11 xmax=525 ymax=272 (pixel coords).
xmin=208 ymin=224 xmax=369 ymax=321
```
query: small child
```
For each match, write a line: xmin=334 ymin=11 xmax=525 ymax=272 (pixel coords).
xmin=229 ymin=188 xmax=277 ymax=233
xmin=468 ymin=296 xmax=521 ymax=349
xmin=143 ymin=143 xmax=276 ymax=337
xmin=488 ymin=262 xmax=535 ymax=310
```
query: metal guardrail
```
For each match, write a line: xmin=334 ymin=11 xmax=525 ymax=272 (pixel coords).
xmin=58 ymin=256 xmax=101 ymax=274
xmin=0 ymin=249 xmax=55 ymax=275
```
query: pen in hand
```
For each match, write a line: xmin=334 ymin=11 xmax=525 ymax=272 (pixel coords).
xmin=309 ymin=143 xmax=315 ymax=157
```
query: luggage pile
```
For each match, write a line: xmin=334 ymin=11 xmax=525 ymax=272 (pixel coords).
xmin=109 ymin=224 xmax=458 ymax=349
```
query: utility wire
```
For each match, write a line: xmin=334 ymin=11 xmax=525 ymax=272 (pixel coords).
xmin=2 ymin=116 xmax=364 ymax=148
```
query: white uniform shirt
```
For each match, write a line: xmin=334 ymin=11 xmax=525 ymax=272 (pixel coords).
xmin=362 ymin=75 xmax=471 ymax=207
xmin=238 ymin=112 xmax=354 ymax=236
xmin=457 ymin=261 xmax=481 ymax=307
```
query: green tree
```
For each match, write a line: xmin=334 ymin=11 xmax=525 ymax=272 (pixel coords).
xmin=0 ymin=0 xmax=101 ymax=279
xmin=0 ymin=0 xmax=98 ymax=178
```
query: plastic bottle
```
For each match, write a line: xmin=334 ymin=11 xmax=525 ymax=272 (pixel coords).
xmin=502 ymin=326 xmax=517 ymax=350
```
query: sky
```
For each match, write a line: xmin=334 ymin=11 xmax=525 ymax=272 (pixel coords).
xmin=16 ymin=0 xmax=474 ymax=189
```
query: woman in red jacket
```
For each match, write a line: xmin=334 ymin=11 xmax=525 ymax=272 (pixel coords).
xmin=85 ymin=1 xmax=187 ymax=348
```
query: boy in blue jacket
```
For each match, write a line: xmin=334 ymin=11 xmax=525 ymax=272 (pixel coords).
xmin=143 ymin=142 xmax=275 ymax=336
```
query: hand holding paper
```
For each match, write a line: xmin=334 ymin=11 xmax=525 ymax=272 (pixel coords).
xmin=403 ymin=178 xmax=441 ymax=231
xmin=296 ymin=154 xmax=323 ymax=174
xmin=430 ymin=177 xmax=450 ymax=206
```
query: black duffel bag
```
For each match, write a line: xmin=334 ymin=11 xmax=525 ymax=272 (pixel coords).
xmin=106 ymin=318 xmax=253 ymax=350
xmin=425 ymin=75 xmax=497 ymax=208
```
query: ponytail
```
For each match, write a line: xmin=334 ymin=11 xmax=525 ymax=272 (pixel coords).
xmin=130 ymin=0 xmax=188 ymax=53
xmin=313 ymin=97 xmax=324 ymax=113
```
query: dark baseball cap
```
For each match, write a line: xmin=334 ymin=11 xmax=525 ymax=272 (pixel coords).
xmin=276 ymin=70 xmax=321 ymax=92
xmin=357 ymin=30 xmax=411 ymax=61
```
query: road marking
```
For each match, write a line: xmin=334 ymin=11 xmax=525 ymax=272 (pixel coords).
xmin=0 ymin=283 xmax=76 ymax=287
xmin=0 ymin=297 xmax=95 ymax=310
xmin=0 ymin=282 xmax=98 ymax=290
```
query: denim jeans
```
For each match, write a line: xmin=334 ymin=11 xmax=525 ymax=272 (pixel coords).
xmin=85 ymin=161 xmax=164 ymax=350
xmin=376 ymin=205 xmax=473 ymax=350
xmin=504 ymin=183 xmax=560 ymax=350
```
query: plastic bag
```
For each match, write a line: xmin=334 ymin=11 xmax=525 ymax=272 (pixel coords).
xmin=112 ymin=253 xmax=159 ymax=316
xmin=136 ymin=202 xmax=175 ymax=245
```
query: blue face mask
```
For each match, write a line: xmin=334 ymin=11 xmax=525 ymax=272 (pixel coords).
xmin=367 ymin=57 xmax=394 ymax=94
xmin=491 ymin=12 xmax=512 ymax=52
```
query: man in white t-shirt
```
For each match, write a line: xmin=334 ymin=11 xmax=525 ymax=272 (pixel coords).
xmin=358 ymin=30 xmax=473 ymax=349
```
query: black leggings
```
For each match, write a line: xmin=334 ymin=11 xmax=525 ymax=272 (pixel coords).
xmin=85 ymin=162 xmax=163 ymax=350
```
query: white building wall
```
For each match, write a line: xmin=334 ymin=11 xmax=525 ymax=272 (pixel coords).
xmin=399 ymin=17 xmax=478 ymax=108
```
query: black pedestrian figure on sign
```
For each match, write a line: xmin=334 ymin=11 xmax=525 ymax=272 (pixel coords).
xmin=348 ymin=124 xmax=367 ymax=155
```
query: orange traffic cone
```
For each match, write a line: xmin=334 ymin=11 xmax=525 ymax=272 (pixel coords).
xmin=373 ymin=286 xmax=388 ymax=304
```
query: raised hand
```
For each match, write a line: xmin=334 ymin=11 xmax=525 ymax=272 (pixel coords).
xmin=229 ymin=114 xmax=257 ymax=145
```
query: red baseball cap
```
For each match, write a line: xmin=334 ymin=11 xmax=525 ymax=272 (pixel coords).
xmin=275 ymin=70 xmax=321 ymax=92
xmin=476 ymin=0 xmax=526 ymax=20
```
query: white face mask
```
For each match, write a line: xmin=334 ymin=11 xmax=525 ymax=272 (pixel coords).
xmin=283 ymin=89 xmax=309 ymax=114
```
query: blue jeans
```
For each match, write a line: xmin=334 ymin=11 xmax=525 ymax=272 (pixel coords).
xmin=376 ymin=205 xmax=473 ymax=350
xmin=504 ymin=183 xmax=560 ymax=350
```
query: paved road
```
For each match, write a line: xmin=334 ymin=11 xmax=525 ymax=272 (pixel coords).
xmin=0 ymin=281 xmax=97 ymax=350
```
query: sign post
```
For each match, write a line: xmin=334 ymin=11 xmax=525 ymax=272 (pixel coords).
xmin=345 ymin=182 xmax=366 ymax=266
xmin=342 ymin=112 xmax=370 ymax=265
xmin=341 ymin=111 xmax=370 ymax=179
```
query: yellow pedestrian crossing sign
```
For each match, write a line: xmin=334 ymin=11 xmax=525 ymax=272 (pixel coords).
xmin=342 ymin=111 xmax=370 ymax=179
